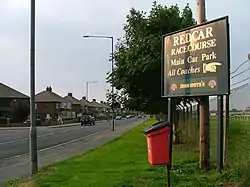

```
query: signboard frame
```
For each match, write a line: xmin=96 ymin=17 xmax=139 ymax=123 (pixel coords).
xmin=161 ymin=16 xmax=230 ymax=98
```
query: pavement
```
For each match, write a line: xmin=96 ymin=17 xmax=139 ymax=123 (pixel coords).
xmin=0 ymin=117 xmax=145 ymax=184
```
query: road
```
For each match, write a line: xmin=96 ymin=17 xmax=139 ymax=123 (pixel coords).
xmin=0 ymin=118 xmax=140 ymax=160
xmin=0 ymin=117 xmax=145 ymax=184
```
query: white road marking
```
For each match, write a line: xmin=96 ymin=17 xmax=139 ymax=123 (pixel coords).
xmin=0 ymin=133 xmax=55 ymax=145
xmin=3 ymin=129 xmax=110 ymax=160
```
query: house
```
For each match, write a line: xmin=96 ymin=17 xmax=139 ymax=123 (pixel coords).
xmin=0 ymin=83 xmax=29 ymax=123
xmin=64 ymin=93 xmax=81 ymax=118
xmin=80 ymin=96 xmax=96 ymax=114
xmin=90 ymin=99 xmax=103 ymax=110
xmin=99 ymin=101 xmax=111 ymax=113
xmin=35 ymin=87 xmax=71 ymax=120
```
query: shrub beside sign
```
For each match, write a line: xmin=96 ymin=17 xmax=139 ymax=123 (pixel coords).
xmin=162 ymin=16 xmax=230 ymax=97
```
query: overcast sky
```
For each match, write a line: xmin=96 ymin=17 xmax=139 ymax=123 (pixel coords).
xmin=1 ymin=0 xmax=250 ymax=102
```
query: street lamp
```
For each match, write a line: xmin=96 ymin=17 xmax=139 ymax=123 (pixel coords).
xmin=83 ymin=35 xmax=115 ymax=131
xmin=86 ymin=81 xmax=98 ymax=101
xmin=30 ymin=0 xmax=38 ymax=175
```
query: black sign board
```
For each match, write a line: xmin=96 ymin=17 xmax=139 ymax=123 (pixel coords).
xmin=162 ymin=16 xmax=230 ymax=97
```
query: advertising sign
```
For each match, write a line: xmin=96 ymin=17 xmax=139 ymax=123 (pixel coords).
xmin=162 ymin=16 xmax=230 ymax=97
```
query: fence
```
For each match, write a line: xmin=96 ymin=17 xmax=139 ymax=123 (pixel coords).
xmin=171 ymin=60 xmax=250 ymax=170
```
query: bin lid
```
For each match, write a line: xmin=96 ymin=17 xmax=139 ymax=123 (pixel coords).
xmin=143 ymin=120 xmax=171 ymax=134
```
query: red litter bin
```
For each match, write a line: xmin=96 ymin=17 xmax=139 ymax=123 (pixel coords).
xmin=144 ymin=121 xmax=172 ymax=165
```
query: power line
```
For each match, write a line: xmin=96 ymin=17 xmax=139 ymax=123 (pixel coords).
xmin=231 ymin=77 xmax=250 ymax=87
xmin=230 ymin=60 xmax=250 ymax=74
xmin=231 ymin=67 xmax=250 ymax=79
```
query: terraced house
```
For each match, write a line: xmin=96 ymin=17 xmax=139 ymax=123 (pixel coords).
xmin=35 ymin=86 xmax=71 ymax=120
xmin=0 ymin=83 xmax=29 ymax=123
xmin=64 ymin=93 xmax=81 ymax=118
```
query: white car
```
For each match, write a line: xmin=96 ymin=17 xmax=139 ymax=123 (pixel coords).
xmin=126 ymin=115 xmax=131 ymax=119
xmin=115 ymin=116 xmax=122 ymax=120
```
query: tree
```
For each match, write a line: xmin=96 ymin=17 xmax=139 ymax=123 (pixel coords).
xmin=107 ymin=2 xmax=195 ymax=113
xmin=10 ymin=100 xmax=29 ymax=123
xmin=106 ymin=89 xmax=122 ymax=109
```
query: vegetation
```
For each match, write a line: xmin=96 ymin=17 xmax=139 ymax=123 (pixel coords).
xmin=107 ymin=2 xmax=195 ymax=113
xmin=5 ymin=118 xmax=250 ymax=187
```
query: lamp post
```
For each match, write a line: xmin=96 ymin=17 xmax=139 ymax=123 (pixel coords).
xmin=86 ymin=81 xmax=98 ymax=101
xmin=30 ymin=0 xmax=38 ymax=175
xmin=83 ymin=35 xmax=115 ymax=131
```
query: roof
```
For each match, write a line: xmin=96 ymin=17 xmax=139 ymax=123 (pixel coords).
xmin=99 ymin=102 xmax=111 ymax=109
xmin=90 ymin=101 xmax=103 ymax=108
xmin=80 ymin=98 xmax=95 ymax=107
xmin=35 ymin=90 xmax=66 ymax=103
xmin=0 ymin=83 xmax=29 ymax=99
xmin=64 ymin=95 xmax=81 ymax=105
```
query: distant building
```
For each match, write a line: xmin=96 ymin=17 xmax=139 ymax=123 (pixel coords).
xmin=0 ymin=82 xmax=29 ymax=123
xmin=35 ymin=87 xmax=71 ymax=120
xmin=64 ymin=93 xmax=81 ymax=118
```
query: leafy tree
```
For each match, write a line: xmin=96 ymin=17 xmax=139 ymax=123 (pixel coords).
xmin=107 ymin=2 xmax=195 ymax=113
xmin=106 ymin=89 xmax=122 ymax=109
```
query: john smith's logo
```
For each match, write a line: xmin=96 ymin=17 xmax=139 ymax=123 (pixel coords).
xmin=171 ymin=84 xmax=177 ymax=91
xmin=208 ymin=80 xmax=217 ymax=88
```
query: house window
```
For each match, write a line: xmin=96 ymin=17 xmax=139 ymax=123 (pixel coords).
xmin=59 ymin=103 xmax=71 ymax=109
xmin=35 ymin=104 xmax=37 ymax=109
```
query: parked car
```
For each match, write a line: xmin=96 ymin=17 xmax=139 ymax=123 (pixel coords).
xmin=115 ymin=116 xmax=122 ymax=120
xmin=138 ymin=115 xmax=142 ymax=118
xmin=80 ymin=115 xmax=95 ymax=126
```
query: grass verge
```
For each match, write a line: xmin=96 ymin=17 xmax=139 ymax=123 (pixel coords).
xmin=4 ymin=118 xmax=250 ymax=187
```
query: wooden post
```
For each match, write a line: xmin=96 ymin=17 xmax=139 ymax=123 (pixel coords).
xmin=224 ymin=95 xmax=230 ymax=166
xmin=197 ymin=0 xmax=210 ymax=170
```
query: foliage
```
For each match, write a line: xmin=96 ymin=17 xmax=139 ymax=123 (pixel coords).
xmin=105 ymin=89 xmax=122 ymax=109
xmin=10 ymin=99 xmax=29 ymax=122
xmin=107 ymin=2 xmax=195 ymax=113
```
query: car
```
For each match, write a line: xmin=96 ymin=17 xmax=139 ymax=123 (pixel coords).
xmin=80 ymin=115 xmax=95 ymax=126
xmin=126 ymin=115 xmax=131 ymax=119
xmin=115 ymin=116 xmax=122 ymax=120
xmin=138 ymin=115 xmax=142 ymax=118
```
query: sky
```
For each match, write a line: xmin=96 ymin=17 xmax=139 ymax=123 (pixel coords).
xmin=1 ymin=0 xmax=250 ymax=103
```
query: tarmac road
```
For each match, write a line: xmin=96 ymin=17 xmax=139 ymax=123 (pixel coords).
xmin=0 ymin=117 xmax=145 ymax=184
xmin=0 ymin=118 xmax=138 ymax=160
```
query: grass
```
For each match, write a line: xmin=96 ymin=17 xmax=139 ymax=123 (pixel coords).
xmin=4 ymin=118 xmax=250 ymax=187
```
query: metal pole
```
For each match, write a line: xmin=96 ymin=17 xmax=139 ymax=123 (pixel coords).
xmin=29 ymin=0 xmax=38 ymax=175
xmin=111 ymin=37 xmax=115 ymax=131
xmin=86 ymin=82 xmax=89 ymax=100
xmin=217 ymin=95 xmax=224 ymax=173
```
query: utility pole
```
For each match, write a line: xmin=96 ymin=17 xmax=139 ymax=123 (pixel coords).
xmin=30 ymin=0 xmax=38 ymax=175
xmin=86 ymin=82 xmax=89 ymax=100
xmin=197 ymin=0 xmax=210 ymax=170
xmin=111 ymin=37 xmax=115 ymax=131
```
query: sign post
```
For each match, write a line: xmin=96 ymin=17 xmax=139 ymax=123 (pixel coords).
xmin=162 ymin=16 xmax=230 ymax=171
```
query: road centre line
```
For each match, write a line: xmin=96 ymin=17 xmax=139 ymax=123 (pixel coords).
xmin=0 ymin=125 xmax=99 ymax=145
xmin=0 ymin=133 xmax=55 ymax=145
xmin=3 ymin=129 xmax=110 ymax=161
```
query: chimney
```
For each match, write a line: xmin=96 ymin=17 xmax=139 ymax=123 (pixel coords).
xmin=68 ymin=93 xmax=73 ymax=97
xmin=82 ymin=96 xmax=86 ymax=100
xmin=101 ymin=101 xmax=103 ymax=104
xmin=46 ymin=86 xmax=52 ymax=92
xmin=92 ymin=99 xmax=96 ymax=102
